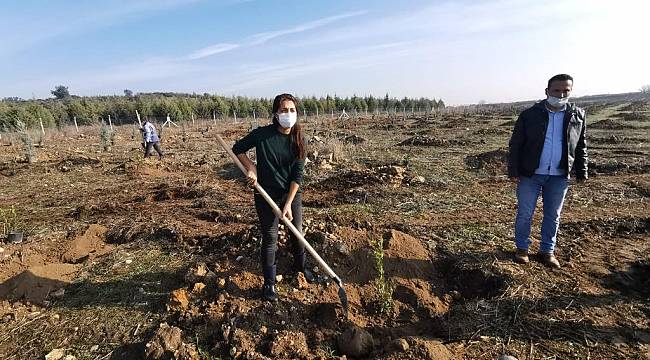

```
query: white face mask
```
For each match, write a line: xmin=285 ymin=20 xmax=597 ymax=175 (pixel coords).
xmin=277 ymin=112 xmax=297 ymax=128
xmin=547 ymin=96 xmax=569 ymax=108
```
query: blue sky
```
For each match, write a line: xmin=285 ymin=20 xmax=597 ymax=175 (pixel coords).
xmin=1 ymin=0 xmax=649 ymax=104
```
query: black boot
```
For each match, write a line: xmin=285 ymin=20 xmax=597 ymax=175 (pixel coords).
xmin=293 ymin=252 xmax=315 ymax=283
xmin=263 ymin=284 xmax=278 ymax=302
xmin=262 ymin=265 xmax=278 ymax=301
xmin=301 ymin=267 xmax=315 ymax=283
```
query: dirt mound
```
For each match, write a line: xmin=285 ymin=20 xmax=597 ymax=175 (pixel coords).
xmin=560 ymin=216 xmax=649 ymax=238
xmin=343 ymin=135 xmax=367 ymax=144
xmin=313 ymin=165 xmax=407 ymax=190
xmin=68 ymin=202 xmax=125 ymax=220
xmin=57 ymin=156 xmax=101 ymax=169
xmin=153 ymin=183 xmax=209 ymax=201
xmin=440 ymin=118 xmax=471 ymax=129
xmin=331 ymin=227 xmax=447 ymax=314
xmin=613 ymin=111 xmax=650 ymax=121
xmin=106 ymin=222 xmax=182 ymax=244
xmin=590 ymin=135 xmax=637 ymax=145
xmin=590 ymin=161 xmax=650 ymax=176
xmin=473 ymin=127 xmax=510 ymax=136
xmin=620 ymin=101 xmax=650 ymax=112
xmin=0 ymin=263 xmax=80 ymax=304
xmin=398 ymin=135 xmax=448 ymax=146
xmin=590 ymin=119 xmax=635 ymax=129
xmin=61 ymin=224 xmax=113 ymax=263
xmin=626 ymin=180 xmax=650 ymax=197
xmin=605 ymin=260 xmax=650 ymax=298
xmin=464 ymin=148 xmax=509 ymax=175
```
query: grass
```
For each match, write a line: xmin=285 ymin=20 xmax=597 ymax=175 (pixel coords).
xmin=0 ymin=205 xmax=20 ymax=235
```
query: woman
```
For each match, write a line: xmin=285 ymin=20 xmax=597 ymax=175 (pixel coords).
xmin=232 ymin=93 xmax=313 ymax=301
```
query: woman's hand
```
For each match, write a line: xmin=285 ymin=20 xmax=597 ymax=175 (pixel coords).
xmin=281 ymin=202 xmax=293 ymax=221
xmin=246 ymin=167 xmax=257 ymax=187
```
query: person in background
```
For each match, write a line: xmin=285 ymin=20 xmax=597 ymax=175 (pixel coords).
xmin=141 ymin=119 xmax=164 ymax=160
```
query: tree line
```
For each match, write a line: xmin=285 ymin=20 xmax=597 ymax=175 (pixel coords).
xmin=0 ymin=86 xmax=445 ymax=131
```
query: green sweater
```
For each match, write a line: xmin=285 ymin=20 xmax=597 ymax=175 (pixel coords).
xmin=232 ymin=124 xmax=304 ymax=192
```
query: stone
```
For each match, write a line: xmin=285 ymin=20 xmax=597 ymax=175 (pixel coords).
xmin=296 ymin=272 xmax=309 ymax=290
xmin=499 ymin=356 xmax=519 ymax=360
xmin=144 ymin=323 xmax=183 ymax=359
xmin=168 ymin=289 xmax=190 ymax=311
xmin=216 ymin=278 xmax=226 ymax=289
xmin=337 ymin=325 xmax=374 ymax=357
xmin=389 ymin=338 xmax=409 ymax=352
xmin=45 ymin=349 xmax=66 ymax=360
xmin=192 ymin=282 xmax=206 ymax=294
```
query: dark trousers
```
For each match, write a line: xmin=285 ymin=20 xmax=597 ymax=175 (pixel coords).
xmin=254 ymin=189 xmax=305 ymax=285
xmin=144 ymin=142 xmax=163 ymax=158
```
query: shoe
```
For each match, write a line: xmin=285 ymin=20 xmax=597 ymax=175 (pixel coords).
xmin=514 ymin=248 xmax=529 ymax=264
xmin=538 ymin=253 xmax=561 ymax=269
xmin=301 ymin=268 xmax=315 ymax=283
xmin=262 ymin=284 xmax=278 ymax=301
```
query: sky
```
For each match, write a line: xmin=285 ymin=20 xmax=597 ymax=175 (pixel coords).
xmin=1 ymin=0 xmax=649 ymax=105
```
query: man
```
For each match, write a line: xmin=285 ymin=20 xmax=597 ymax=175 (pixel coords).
xmin=508 ymin=74 xmax=587 ymax=269
xmin=141 ymin=119 xmax=164 ymax=160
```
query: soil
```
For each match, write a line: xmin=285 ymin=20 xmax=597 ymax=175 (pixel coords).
xmin=0 ymin=102 xmax=648 ymax=359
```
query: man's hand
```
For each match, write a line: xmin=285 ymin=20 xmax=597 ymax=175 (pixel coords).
xmin=281 ymin=203 xmax=293 ymax=221
xmin=245 ymin=168 xmax=257 ymax=187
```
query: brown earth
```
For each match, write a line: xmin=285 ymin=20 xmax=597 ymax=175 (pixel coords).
xmin=0 ymin=101 xmax=648 ymax=359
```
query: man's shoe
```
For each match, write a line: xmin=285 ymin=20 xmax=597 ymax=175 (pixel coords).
xmin=514 ymin=248 xmax=529 ymax=264
xmin=262 ymin=284 xmax=278 ymax=301
xmin=538 ymin=253 xmax=561 ymax=269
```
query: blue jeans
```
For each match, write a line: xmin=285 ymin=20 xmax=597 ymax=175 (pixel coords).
xmin=514 ymin=174 xmax=569 ymax=254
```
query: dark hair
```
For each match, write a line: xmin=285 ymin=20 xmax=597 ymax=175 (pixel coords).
xmin=547 ymin=74 xmax=573 ymax=88
xmin=272 ymin=93 xmax=305 ymax=160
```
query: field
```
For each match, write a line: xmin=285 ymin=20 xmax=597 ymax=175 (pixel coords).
xmin=0 ymin=100 xmax=648 ymax=359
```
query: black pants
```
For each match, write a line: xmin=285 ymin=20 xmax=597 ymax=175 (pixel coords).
xmin=254 ymin=188 xmax=305 ymax=284
xmin=144 ymin=142 xmax=163 ymax=158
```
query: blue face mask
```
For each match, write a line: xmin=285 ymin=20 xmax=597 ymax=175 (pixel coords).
xmin=547 ymin=96 xmax=569 ymax=107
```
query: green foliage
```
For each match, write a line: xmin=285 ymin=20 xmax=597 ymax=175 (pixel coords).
xmin=14 ymin=120 xmax=37 ymax=164
xmin=51 ymin=85 xmax=70 ymax=99
xmin=370 ymin=236 xmax=394 ymax=314
xmin=100 ymin=121 xmax=115 ymax=152
xmin=0 ymin=92 xmax=444 ymax=131
xmin=0 ymin=205 xmax=20 ymax=235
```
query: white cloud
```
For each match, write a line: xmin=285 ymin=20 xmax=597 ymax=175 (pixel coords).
xmin=180 ymin=10 xmax=368 ymax=61
xmin=185 ymin=43 xmax=241 ymax=60
xmin=246 ymin=10 xmax=367 ymax=45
